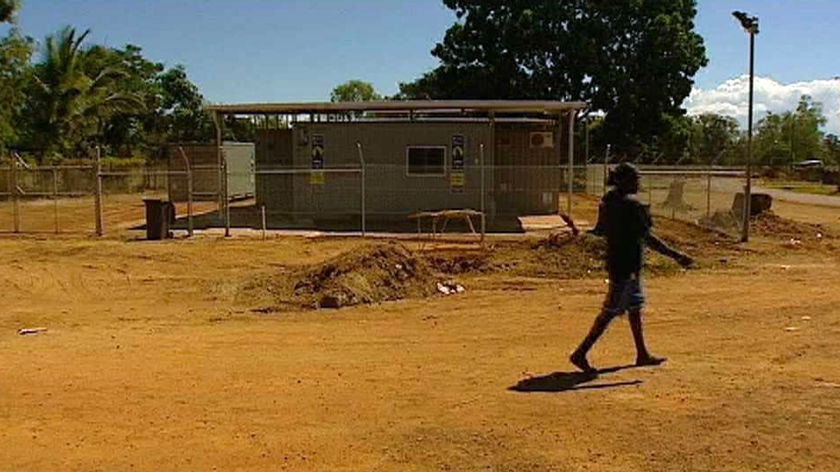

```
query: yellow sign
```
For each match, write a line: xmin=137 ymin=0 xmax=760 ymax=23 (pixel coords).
xmin=310 ymin=171 xmax=325 ymax=185
xmin=450 ymin=172 xmax=464 ymax=187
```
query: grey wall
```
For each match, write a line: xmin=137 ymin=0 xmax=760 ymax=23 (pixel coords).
xmin=291 ymin=121 xmax=495 ymax=218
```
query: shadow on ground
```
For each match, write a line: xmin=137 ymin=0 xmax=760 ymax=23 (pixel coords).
xmin=509 ymin=364 xmax=642 ymax=393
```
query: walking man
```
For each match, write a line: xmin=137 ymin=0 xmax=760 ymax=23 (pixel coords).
xmin=570 ymin=163 xmax=694 ymax=372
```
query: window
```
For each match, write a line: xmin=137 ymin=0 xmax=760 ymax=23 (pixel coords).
xmin=406 ymin=146 xmax=446 ymax=176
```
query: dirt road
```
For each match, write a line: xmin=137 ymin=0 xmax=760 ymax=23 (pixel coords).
xmin=754 ymin=186 xmax=840 ymax=208
xmin=1 ymin=230 xmax=838 ymax=471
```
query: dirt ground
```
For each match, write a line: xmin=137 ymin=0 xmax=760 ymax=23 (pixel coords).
xmin=1 ymin=200 xmax=839 ymax=471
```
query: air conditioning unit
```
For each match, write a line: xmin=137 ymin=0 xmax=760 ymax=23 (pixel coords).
xmin=529 ymin=131 xmax=554 ymax=148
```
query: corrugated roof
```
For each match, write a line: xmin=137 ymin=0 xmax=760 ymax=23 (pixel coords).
xmin=206 ymin=100 xmax=587 ymax=115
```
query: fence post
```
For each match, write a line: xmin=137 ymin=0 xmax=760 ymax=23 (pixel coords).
xmin=603 ymin=144 xmax=611 ymax=195
xmin=567 ymin=110 xmax=576 ymax=217
xmin=648 ymin=172 xmax=653 ymax=205
xmin=177 ymin=147 xmax=193 ymax=237
xmin=261 ymin=205 xmax=267 ymax=241
xmin=223 ymin=157 xmax=231 ymax=237
xmin=52 ymin=167 xmax=59 ymax=234
xmin=94 ymin=146 xmax=104 ymax=236
xmin=706 ymin=167 xmax=712 ymax=218
xmin=4 ymin=157 xmax=10 ymax=232
xmin=479 ymin=143 xmax=486 ymax=242
xmin=356 ymin=142 xmax=366 ymax=237
xmin=11 ymin=154 xmax=19 ymax=233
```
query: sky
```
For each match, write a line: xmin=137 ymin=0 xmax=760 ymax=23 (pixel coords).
xmin=4 ymin=0 xmax=840 ymax=133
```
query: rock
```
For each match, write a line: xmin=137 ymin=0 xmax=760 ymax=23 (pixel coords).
xmin=436 ymin=281 xmax=465 ymax=296
xmin=732 ymin=193 xmax=773 ymax=218
xmin=18 ymin=327 xmax=47 ymax=336
xmin=786 ymin=238 xmax=803 ymax=247
xmin=319 ymin=294 xmax=346 ymax=309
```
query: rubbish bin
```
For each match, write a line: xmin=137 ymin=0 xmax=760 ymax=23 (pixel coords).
xmin=143 ymin=199 xmax=176 ymax=240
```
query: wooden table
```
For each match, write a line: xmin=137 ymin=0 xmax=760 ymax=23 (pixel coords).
xmin=407 ymin=209 xmax=485 ymax=242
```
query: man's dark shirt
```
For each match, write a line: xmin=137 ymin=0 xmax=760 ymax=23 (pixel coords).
xmin=592 ymin=189 xmax=653 ymax=280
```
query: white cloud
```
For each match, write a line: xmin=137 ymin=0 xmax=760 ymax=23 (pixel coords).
xmin=684 ymin=75 xmax=840 ymax=135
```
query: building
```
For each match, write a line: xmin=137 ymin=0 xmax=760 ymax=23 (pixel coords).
xmin=206 ymin=100 xmax=586 ymax=231
xmin=168 ymin=142 xmax=255 ymax=202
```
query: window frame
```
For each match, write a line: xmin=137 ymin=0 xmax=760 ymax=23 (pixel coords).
xmin=405 ymin=145 xmax=447 ymax=177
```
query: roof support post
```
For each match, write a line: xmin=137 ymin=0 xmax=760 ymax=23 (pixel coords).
xmin=213 ymin=111 xmax=224 ymax=220
xmin=567 ymin=109 xmax=576 ymax=217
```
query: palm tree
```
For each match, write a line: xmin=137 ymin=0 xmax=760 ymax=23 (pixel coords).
xmin=28 ymin=27 xmax=143 ymax=159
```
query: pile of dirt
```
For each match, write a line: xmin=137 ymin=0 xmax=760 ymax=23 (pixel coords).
xmin=243 ymin=218 xmax=745 ymax=312
xmin=422 ymin=234 xmax=607 ymax=280
xmin=291 ymin=242 xmax=439 ymax=309
xmin=425 ymin=250 xmax=495 ymax=274
xmin=751 ymin=211 xmax=830 ymax=241
xmin=654 ymin=217 xmax=743 ymax=258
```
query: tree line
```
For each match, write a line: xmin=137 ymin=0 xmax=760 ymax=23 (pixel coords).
xmin=3 ymin=0 xmax=839 ymax=166
xmin=333 ymin=0 xmax=839 ymax=167
xmin=1 ymin=0 xmax=213 ymax=162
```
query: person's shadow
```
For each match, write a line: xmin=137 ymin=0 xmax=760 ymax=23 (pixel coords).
xmin=508 ymin=364 xmax=642 ymax=393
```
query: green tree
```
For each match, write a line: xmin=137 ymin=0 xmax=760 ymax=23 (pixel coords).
xmin=0 ymin=28 xmax=33 ymax=152
xmin=0 ymin=0 xmax=20 ymax=23
xmin=398 ymin=0 xmax=707 ymax=156
xmin=94 ymin=44 xmax=164 ymax=156
xmin=753 ymin=112 xmax=790 ymax=166
xmin=94 ymin=48 xmax=213 ymax=154
xmin=789 ymin=95 xmax=827 ymax=163
xmin=25 ymin=27 xmax=143 ymax=158
xmin=153 ymin=65 xmax=213 ymax=144
xmin=690 ymin=113 xmax=741 ymax=162
xmin=753 ymin=95 xmax=828 ymax=166
xmin=330 ymin=80 xmax=382 ymax=102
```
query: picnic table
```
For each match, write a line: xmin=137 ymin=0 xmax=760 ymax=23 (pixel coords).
xmin=407 ymin=209 xmax=485 ymax=241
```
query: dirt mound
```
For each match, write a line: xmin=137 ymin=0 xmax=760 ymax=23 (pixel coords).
xmin=654 ymin=217 xmax=743 ymax=257
xmin=422 ymin=235 xmax=606 ymax=280
xmin=425 ymin=250 xmax=495 ymax=274
xmin=752 ymin=211 xmax=830 ymax=241
xmin=290 ymin=242 xmax=439 ymax=309
xmin=243 ymin=219 xmax=744 ymax=312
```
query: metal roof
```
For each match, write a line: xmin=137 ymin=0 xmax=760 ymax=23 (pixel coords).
xmin=206 ymin=100 xmax=587 ymax=115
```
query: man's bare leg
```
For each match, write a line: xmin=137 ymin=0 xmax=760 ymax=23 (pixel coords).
xmin=628 ymin=308 xmax=666 ymax=366
xmin=570 ymin=310 xmax=615 ymax=372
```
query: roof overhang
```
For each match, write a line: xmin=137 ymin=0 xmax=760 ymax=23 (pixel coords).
xmin=206 ymin=100 xmax=587 ymax=116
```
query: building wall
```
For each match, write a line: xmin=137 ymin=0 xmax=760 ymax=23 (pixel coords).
xmin=253 ymin=120 xmax=571 ymax=223
xmin=254 ymin=129 xmax=294 ymax=210
xmin=494 ymin=121 xmax=564 ymax=214
xmin=291 ymin=121 xmax=495 ymax=219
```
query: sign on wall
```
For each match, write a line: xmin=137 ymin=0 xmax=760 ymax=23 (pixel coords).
xmin=450 ymin=135 xmax=465 ymax=192
xmin=310 ymin=134 xmax=325 ymax=185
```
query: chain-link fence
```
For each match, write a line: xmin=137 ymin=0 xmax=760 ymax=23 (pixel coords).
xmin=0 ymin=153 xmax=223 ymax=236
xmin=1 ymin=162 xmax=96 ymax=234
xmin=586 ymin=164 xmax=748 ymax=235
xmin=229 ymin=163 xmax=582 ymax=235
xmin=1 ymin=151 xmax=748 ymax=237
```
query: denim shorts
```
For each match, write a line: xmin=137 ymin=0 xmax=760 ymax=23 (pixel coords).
xmin=603 ymin=276 xmax=645 ymax=315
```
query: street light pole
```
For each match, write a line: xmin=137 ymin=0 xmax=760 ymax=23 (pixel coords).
xmin=733 ymin=11 xmax=758 ymax=242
